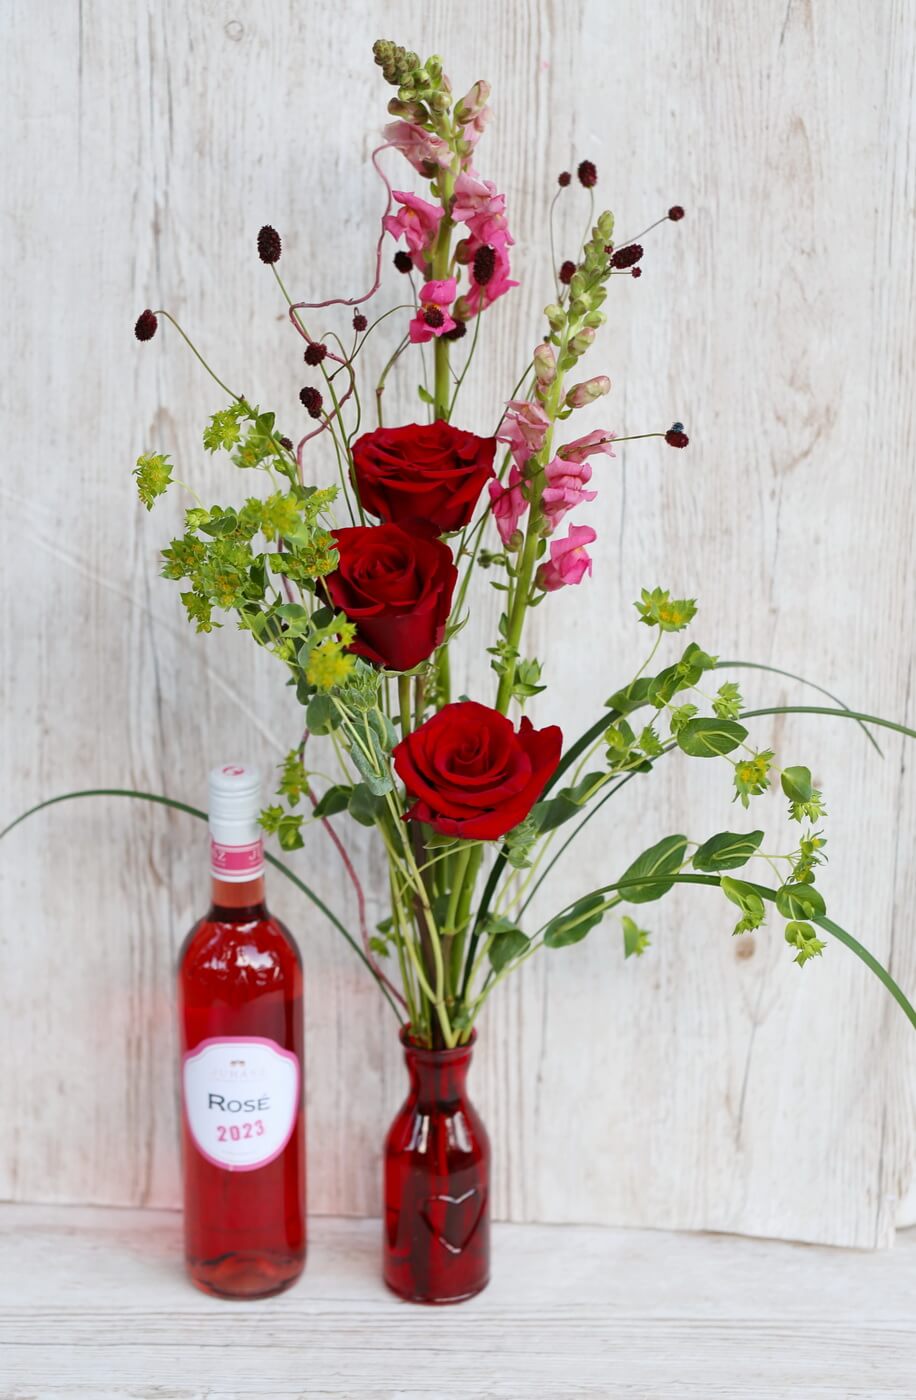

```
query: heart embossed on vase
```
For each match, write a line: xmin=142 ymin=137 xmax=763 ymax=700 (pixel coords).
xmin=419 ymin=1187 xmax=488 ymax=1256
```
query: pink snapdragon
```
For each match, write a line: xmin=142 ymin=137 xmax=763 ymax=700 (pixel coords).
xmin=496 ymin=399 xmax=550 ymax=468
xmin=452 ymin=172 xmax=507 ymax=222
xmin=408 ymin=277 xmax=458 ymax=343
xmin=383 ymin=190 xmax=444 ymax=267
xmin=487 ymin=465 xmax=528 ymax=549
xmin=463 ymin=235 xmax=518 ymax=314
xmin=384 ymin=121 xmax=452 ymax=176
xmin=454 ymin=81 xmax=491 ymax=165
xmin=535 ymin=524 xmax=597 ymax=592
xmin=557 ymin=430 xmax=617 ymax=463
xmin=541 ymin=457 xmax=598 ymax=533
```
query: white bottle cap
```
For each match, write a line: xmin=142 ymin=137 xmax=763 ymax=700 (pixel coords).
xmin=208 ymin=764 xmax=264 ymax=882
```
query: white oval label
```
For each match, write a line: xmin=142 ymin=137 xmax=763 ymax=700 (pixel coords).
xmin=182 ymin=1036 xmax=300 ymax=1172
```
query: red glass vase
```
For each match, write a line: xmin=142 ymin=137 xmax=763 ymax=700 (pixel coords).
xmin=178 ymin=870 xmax=306 ymax=1299
xmin=383 ymin=1028 xmax=490 ymax=1304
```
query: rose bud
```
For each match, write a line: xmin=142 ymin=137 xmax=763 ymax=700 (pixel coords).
xmin=393 ymin=701 xmax=562 ymax=840
xmin=325 ymin=523 xmax=458 ymax=673
xmin=351 ymin=420 xmax=496 ymax=534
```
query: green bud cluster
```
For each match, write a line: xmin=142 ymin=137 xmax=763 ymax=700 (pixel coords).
xmin=545 ymin=210 xmax=615 ymax=372
xmin=373 ymin=40 xmax=451 ymax=127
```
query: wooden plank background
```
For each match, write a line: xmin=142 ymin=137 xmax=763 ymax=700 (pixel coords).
xmin=1 ymin=0 xmax=914 ymax=1247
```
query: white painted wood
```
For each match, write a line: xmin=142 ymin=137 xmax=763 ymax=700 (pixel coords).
xmin=1 ymin=1205 xmax=914 ymax=1399
xmin=1 ymin=0 xmax=915 ymax=1247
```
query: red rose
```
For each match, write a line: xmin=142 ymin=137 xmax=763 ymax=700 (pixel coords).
xmin=352 ymin=420 xmax=497 ymax=533
xmin=393 ymin=701 xmax=562 ymax=840
xmin=326 ymin=523 xmax=457 ymax=672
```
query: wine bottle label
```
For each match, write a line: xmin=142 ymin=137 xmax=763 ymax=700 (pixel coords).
xmin=182 ymin=1036 xmax=300 ymax=1171
xmin=209 ymin=836 xmax=265 ymax=882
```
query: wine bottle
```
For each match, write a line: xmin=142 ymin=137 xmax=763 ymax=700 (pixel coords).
xmin=178 ymin=764 xmax=306 ymax=1298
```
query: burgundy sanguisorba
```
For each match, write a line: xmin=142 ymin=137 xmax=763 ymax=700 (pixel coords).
xmin=383 ymin=1028 xmax=490 ymax=1304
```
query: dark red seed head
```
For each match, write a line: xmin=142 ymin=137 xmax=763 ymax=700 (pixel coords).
xmin=394 ymin=250 xmax=414 ymax=273
xmin=558 ymin=170 xmax=572 ymax=187
xmin=134 ymin=309 xmax=158 ymax=341
xmin=577 ymin=159 xmax=597 ymax=189
xmin=299 ymin=386 xmax=323 ymax=418
xmin=559 ymin=259 xmax=576 ymax=285
xmin=668 ymin=205 xmax=685 ymax=221
xmin=423 ymin=306 xmax=445 ymax=328
xmin=444 ymin=320 xmax=467 ymax=341
xmin=472 ymin=243 xmax=496 ymax=286
xmin=304 ymin=342 xmax=328 ymax=366
xmin=665 ymin=426 xmax=689 ymax=448
xmin=257 ymin=225 xmax=282 ymax=264
xmin=631 ymin=266 xmax=642 ymax=279
xmin=352 ymin=312 xmax=368 ymax=332
xmin=611 ymin=243 xmax=644 ymax=269
xmin=279 ymin=436 xmax=293 ymax=451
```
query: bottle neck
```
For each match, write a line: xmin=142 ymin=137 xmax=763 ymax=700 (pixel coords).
xmin=403 ymin=1038 xmax=474 ymax=1108
xmin=209 ymin=873 xmax=267 ymax=917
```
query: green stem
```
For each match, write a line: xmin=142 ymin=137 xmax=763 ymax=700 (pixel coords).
xmin=398 ymin=675 xmax=412 ymax=739
xmin=444 ymin=843 xmax=474 ymax=935
xmin=154 ymin=311 xmax=242 ymax=401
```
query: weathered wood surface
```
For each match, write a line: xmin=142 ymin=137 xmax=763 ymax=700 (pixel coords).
xmin=0 ymin=0 xmax=914 ymax=1245
xmin=1 ymin=1204 xmax=914 ymax=1398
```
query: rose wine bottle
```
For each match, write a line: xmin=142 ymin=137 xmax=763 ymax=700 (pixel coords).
xmin=178 ymin=764 xmax=306 ymax=1298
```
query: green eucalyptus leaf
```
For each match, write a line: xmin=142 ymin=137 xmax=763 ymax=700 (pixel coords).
xmin=676 ymin=717 xmax=748 ymax=758
xmin=692 ymin=830 xmax=765 ymax=873
xmin=349 ymin=740 xmax=393 ymax=796
xmin=348 ymin=783 xmax=385 ymax=826
xmin=618 ymin=834 xmax=688 ymax=904
xmin=312 ymin=785 xmax=351 ymax=819
xmin=775 ymin=883 xmax=827 ymax=920
xmin=543 ymin=893 xmax=606 ymax=948
xmin=306 ymin=693 xmax=338 ymax=735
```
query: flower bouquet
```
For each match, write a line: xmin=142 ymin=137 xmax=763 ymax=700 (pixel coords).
xmin=8 ymin=39 xmax=916 ymax=1303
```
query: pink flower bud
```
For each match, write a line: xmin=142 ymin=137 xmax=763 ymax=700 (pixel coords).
xmin=565 ymin=376 xmax=611 ymax=409
xmin=533 ymin=342 xmax=557 ymax=388
xmin=455 ymin=80 xmax=491 ymax=123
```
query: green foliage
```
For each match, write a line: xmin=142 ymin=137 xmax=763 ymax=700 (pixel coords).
xmin=781 ymin=765 xmax=827 ymax=822
xmin=669 ymin=702 xmax=698 ymax=735
xmin=483 ymin=917 xmax=531 ymax=972
xmin=203 ymin=402 xmax=248 ymax=453
xmin=618 ymin=834 xmax=688 ymax=904
xmin=634 ymin=587 xmax=697 ymax=633
xmin=784 ymin=920 xmax=827 ymax=967
xmin=259 ymin=803 xmax=304 ymax=851
xmin=502 ymin=814 xmax=540 ymax=869
xmin=134 ymin=452 xmax=173 ymax=510
xmin=606 ymin=676 xmax=653 ymax=715
xmin=712 ymin=681 xmax=743 ymax=720
xmin=648 ymin=642 xmax=717 ymax=708
xmin=692 ymin=830 xmax=764 ymax=873
xmin=348 ymin=782 xmax=386 ymax=826
xmin=534 ymin=772 xmax=606 ymax=834
xmin=791 ymin=831 xmax=827 ymax=884
xmin=720 ymin=876 xmax=765 ymax=935
xmin=277 ymin=750 xmax=309 ymax=806
xmin=312 ymin=784 xmax=351 ymax=819
xmin=733 ymin=749 xmax=774 ymax=807
xmin=543 ymin=893 xmax=606 ymax=948
xmin=775 ymin=883 xmax=827 ymax=921
xmin=604 ymin=718 xmax=654 ymax=773
xmin=622 ymin=914 xmax=651 ymax=958
xmin=676 ymin=717 xmax=748 ymax=759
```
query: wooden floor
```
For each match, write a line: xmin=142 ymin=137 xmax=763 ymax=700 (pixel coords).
xmin=0 ymin=1206 xmax=913 ymax=1398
